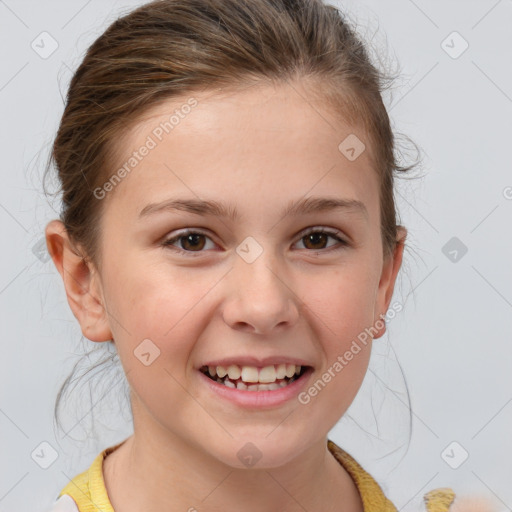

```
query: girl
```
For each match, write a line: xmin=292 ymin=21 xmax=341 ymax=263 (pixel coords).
xmin=43 ymin=0 xmax=497 ymax=511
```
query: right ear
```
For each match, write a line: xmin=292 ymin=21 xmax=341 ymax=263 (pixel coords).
xmin=45 ymin=219 xmax=113 ymax=343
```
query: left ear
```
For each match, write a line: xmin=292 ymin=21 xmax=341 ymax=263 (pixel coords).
xmin=372 ymin=226 xmax=407 ymax=339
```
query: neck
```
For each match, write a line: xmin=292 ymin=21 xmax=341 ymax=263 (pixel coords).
xmin=103 ymin=410 xmax=363 ymax=512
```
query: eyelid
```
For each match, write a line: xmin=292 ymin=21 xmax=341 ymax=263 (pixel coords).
xmin=162 ymin=226 xmax=349 ymax=255
xmin=296 ymin=226 xmax=345 ymax=241
xmin=294 ymin=227 xmax=348 ymax=250
xmin=162 ymin=228 xmax=217 ymax=256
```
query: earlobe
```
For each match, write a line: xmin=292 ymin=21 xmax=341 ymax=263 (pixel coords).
xmin=373 ymin=226 xmax=407 ymax=340
xmin=45 ymin=219 xmax=113 ymax=343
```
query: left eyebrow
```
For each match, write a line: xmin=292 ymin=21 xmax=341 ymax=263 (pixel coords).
xmin=138 ymin=196 xmax=369 ymax=222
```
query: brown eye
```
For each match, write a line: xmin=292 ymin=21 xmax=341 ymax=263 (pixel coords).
xmin=296 ymin=229 xmax=347 ymax=251
xmin=162 ymin=227 xmax=348 ymax=257
xmin=163 ymin=230 xmax=214 ymax=254
xmin=302 ymin=232 xmax=329 ymax=250
xmin=178 ymin=233 xmax=206 ymax=251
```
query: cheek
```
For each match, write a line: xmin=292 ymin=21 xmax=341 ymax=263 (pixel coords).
xmin=299 ymin=265 xmax=376 ymax=402
xmin=102 ymin=260 xmax=217 ymax=420
xmin=303 ymin=263 xmax=378 ymax=340
xmin=103 ymin=257 xmax=216 ymax=367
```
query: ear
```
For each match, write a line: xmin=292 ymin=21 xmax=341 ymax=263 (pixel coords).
xmin=45 ymin=219 xmax=113 ymax=342
xmin=372 ymin=226 xmax=407 ymax=340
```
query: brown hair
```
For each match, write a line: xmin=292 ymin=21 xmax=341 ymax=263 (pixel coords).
xmin=45 ymin=0 xmax=418 ymax=441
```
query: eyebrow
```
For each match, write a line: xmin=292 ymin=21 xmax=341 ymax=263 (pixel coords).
xmin=138 ymin=196 xmax=369 ymax=222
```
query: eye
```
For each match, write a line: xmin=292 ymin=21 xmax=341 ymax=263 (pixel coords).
xmin=294 ymin=228 xmax=348 ymax=252
xmin=162 ymin=227 xmax=348 ymax=256
xmin=162 ymin=230 xmax=216 ymax=255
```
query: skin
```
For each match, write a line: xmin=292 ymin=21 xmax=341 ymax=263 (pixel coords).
xmin=46 ymin=79 xmax=406 ymax=512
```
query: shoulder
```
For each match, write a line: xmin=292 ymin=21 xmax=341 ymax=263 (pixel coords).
xmin=52 ymin=440 xmax=126 ymax=512
xmin=326 ymin=440 xmax=477 ymax=512
xmin=327 ymin=439 xmax=398 ymax=511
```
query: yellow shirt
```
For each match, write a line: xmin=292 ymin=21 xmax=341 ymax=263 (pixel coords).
xmin=52 ymin=438 xmax=456 ymax=512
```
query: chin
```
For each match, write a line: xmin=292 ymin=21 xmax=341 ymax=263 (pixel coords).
xmin=208 ymin=434 xmax=309 ymax=471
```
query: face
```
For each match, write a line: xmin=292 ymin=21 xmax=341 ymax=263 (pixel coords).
xmin=49 ymin=80 xmax=405 ymax=469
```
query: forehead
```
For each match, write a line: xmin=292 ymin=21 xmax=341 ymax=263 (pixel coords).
xmin=104 ymin=80 xmax=380 ymax=224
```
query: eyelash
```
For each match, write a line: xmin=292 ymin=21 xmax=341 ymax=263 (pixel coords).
xmin=161 ymin=228 xmax=348 ymax=257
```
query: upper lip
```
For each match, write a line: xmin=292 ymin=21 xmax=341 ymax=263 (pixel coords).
xmin=198 ymin=356 xmax=313 ymax=369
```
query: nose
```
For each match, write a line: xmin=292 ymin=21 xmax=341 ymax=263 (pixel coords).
xmin=221 ymin=251 xmax=300 ymax=336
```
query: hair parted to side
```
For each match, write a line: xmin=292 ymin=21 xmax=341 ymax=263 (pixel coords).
xmin=45 ymin=0 xmax=419 ymax=444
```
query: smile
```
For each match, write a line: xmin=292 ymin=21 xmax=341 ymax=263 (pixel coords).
xmin=199 ymin=363 xmax=308 ymax=391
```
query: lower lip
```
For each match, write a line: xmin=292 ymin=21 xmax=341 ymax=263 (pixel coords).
xmin=198 ymin=368 xmax=314 ymax=408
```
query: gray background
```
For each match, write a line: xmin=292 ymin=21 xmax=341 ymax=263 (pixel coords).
xmin=1 ymin=1 xmax=511 ymax=511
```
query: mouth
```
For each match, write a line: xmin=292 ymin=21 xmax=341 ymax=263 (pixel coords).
xmin=199 ymin=363 xmax=310 ymax=391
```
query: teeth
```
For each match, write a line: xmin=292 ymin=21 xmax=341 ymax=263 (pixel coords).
xmin=276 ymin=363 xmax=287 ymax=379
xmin=204 ymin=364 xmax=304 ymax=384
xmin=285 ymin=364 xmax=295 ymax=378
xmin=227 ymin=365 xmax=241 ymax=380
xmin=221 ymin=379 xmax=295 ymax=391
xmin=241 ymin=366 xmax=259 ymax=383
xmin=258 ymin=365 xmax=277 ymax=383
xmin=217 ymin=366 xmax=228 ymax=378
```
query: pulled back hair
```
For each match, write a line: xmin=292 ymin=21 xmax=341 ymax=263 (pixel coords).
xmin=45 ymin=0 xmax=418 ymax=446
